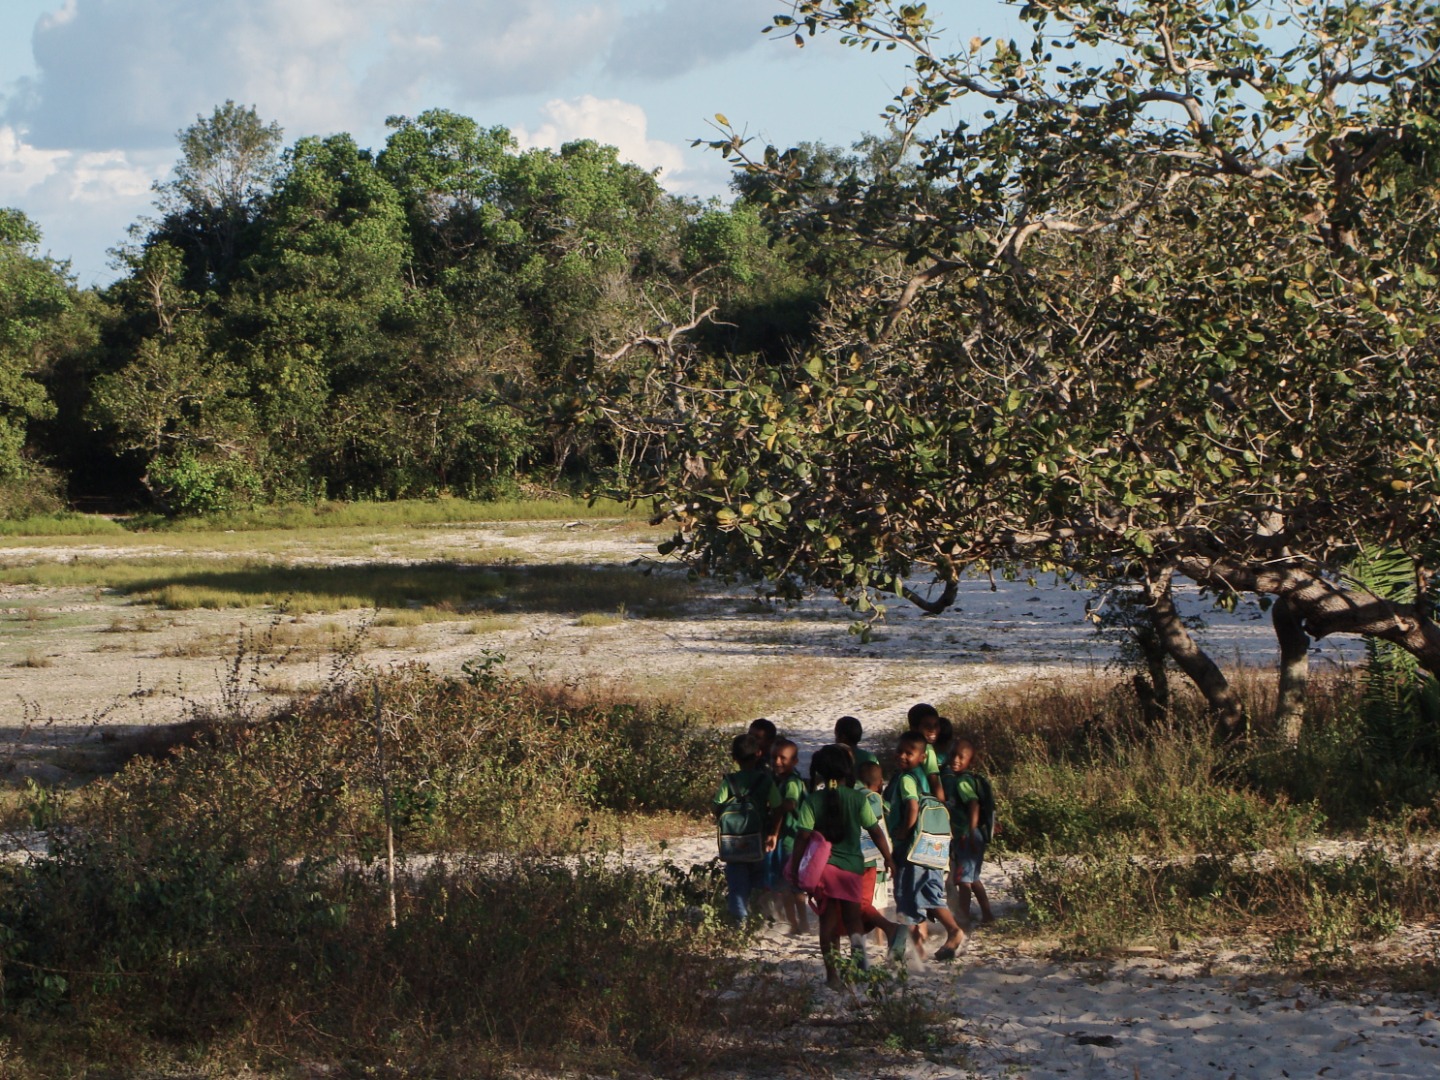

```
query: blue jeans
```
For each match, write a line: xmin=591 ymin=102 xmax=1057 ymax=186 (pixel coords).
xmin=723 ymin=860 xmax=766 ymax=922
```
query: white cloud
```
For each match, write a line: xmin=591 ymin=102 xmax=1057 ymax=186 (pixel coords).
xmin=516 ymin=95 xmax=687 ymax=181
xmin=0 ymin=123 xmax=165 ymax=280
xmin=0 ymin=124 xmax=65 ymax=195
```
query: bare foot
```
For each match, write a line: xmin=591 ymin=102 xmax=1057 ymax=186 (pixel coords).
xmin=934 ymin=930 xmax=967 ymax=962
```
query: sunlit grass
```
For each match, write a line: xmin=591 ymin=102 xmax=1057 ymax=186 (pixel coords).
xmin=0 ymin=512 xmax=129 ymax=537
xmin=138 ymin=496 xmax=650 ymax=532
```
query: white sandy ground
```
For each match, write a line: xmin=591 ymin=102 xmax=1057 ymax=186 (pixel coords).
xmin=3 ymin=521 xmax=1430 ymax=1078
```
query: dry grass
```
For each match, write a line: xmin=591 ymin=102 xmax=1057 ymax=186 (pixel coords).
xmin=463 ymin=614 xmax=522 ymax=635
xmin=15 ymin=649 xmax=52 ymax=669
xmin=576 ymin=607 xmax=626 ymax=628
xmin=594 ymin=656 xmax=840 ymax=727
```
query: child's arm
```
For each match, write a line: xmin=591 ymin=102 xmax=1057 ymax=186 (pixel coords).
xmin=929 ymin=771 xmax=945 ymax=802
xmin=903 ymin=797 xmax=919 ymax=835
xmin=765 ymin=782 xmax=784 ymax=853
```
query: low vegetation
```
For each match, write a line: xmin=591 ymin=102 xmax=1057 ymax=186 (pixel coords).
xmin=0 ymin=666 xmax=735 ymax=1075
xmin=942 ymin=672 xmax=1440 ymax=971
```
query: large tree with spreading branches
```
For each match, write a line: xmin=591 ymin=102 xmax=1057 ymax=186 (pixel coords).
xmin=586 ymin=0 xmax=1440 ymax=739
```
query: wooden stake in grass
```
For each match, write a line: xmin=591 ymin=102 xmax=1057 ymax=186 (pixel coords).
xmin=374 ymin=685 xmax=397 ymax=929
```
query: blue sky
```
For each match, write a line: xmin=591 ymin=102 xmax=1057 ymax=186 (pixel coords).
xmin=0 ymin=1 xmax=1013 ymax=285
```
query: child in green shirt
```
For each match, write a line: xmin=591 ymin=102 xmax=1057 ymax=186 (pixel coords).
xmin=834 ymin=714 xmax=879 ymax=769
xmin=712 ymin=732 xmax=778 ymax=923
xmin=887 ymin=731 xmax=966 ymax=960
xmin=944 ymin=738 xmax=995 ymax=926
xmin=907 ymin=702 xmax=946 ymax=804
xmin=768 ymin=738 xmax=810 ymax=935
xmin=789 ymin=744 xmax=898 ymax=989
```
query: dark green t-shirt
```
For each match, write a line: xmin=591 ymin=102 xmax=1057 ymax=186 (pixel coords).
xmin=774 ymin=773 xmax=808 ymax=854
xmin=941 ymin=770 xmax=980 ymax=834
xmin=884 ymin=766 xmax=929 ymax=844
xmin=852 ymin=747 xmax=880 ymax=769
xmin=794 ymin=784 xmax=879 ymax=875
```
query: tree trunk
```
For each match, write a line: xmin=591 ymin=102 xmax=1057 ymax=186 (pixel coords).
xmin=1146 ymin=570 xmax=1246 ymax=741
xmin=1128 ymin=625 xmax=1170 ymax=726
xmin=1178 ymin=556 xmax=1440 ymax=677
xmin=1271 ymin=595 xmax=1310 ymax=745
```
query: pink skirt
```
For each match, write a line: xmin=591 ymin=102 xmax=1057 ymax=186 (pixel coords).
xmin=813 ymin=863 xmax=864 ymax=904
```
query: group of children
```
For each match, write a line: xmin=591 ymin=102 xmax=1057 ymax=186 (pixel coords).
xmin=712 ymin=707 xmax=996 ymax=989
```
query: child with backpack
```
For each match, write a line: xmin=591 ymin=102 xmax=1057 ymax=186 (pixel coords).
xmin=768 ymin=738 xmax=811 ymax=935
xmin=944 ymin=738 xmax=996 ymax=926
xmin=787 ymin=744 xmax=899 ymax=989
xmin=713 ymin=732 xmax=779 ymax=923
xmin=887 ymin=731 xmax=966 ymax=960
xmin=906 ymin=703 xmax=947 ymax=804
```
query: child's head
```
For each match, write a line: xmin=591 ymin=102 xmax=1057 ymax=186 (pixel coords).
xmin=858 ymin=760 xmax=884 ymax=793
xmin=811 ymin=743 xmax=856 ymax=789
xmin=908 ymin=703 xmax=941 ymax=744
xmin=947 ymin=737 xmax=976 ymax=773
xmin=907 ymin=702 xmax=939 ymax=729
xmin=834 ymin=715 xmax=863 ymax=748
xmin=772 ymin=738 xmax=799 ymax=778
xmin=730 ymin=732 xmax=764 ymax=767
xmin=748 ymin=717 xmax=777 ymax=756
xmin=895 ymin=730 xmax=927 ymax=771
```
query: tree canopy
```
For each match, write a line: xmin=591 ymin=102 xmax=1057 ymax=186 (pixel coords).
xmin=586 ymin=0 xmax=1440 ymax=732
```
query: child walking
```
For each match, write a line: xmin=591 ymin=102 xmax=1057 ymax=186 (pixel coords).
xmin=856 ymin=759 xmax=903 ymax=948
xmin=768 ymin=738 xmax=811 ymax=935
xmin=788 ymin=744 xmax=899 ymax=989
xmin=944 ymin=738 xmax=996 ymax=926
xmin=712 ymin=733 xmax=778 ymax=923
xmin=834 ymin=715 xmax=879 ymax=769
xmin=906 ymin=703 xmax=946 ymax=803
xmin=887 ymin=731 xmax=966 ymax=960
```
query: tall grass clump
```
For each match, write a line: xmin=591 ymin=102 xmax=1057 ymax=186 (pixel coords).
xmin=0 ymin=667 xmax=736 ymax=1074
xmin=943 ymin=676 xmax=1333 ymax=859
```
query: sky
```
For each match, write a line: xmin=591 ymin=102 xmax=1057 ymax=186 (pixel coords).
xmin=0 ymin=0 xmax=1015 ymax=286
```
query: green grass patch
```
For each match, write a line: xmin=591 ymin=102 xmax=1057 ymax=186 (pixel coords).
xmin=0 ymin=558 xmax=696 ymax=617
xmin=577 ymin=607 xmax=626 ymax=628
xmin=131 ymin=495 xmax=649 ymax=533
xmin=0 ymin=512 xmax=129 ymax=537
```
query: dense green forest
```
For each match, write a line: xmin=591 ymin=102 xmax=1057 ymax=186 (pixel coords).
xmin=0 ymin=104 xmax=838 ymax=517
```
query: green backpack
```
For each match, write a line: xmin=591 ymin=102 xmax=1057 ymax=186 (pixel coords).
xmin=957 ymin=771 xmax=997 ymax=843
xmin=716 ymin=773 xmax=767 ymax=863
xmin=906 ymin=793 xmax=952 ymax=869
